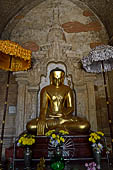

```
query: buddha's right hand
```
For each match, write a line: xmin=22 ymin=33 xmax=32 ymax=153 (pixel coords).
xmin=36 ymin=119 xmax=46 ymax=135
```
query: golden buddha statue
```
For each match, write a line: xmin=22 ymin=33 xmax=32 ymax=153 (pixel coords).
xmin=26 ymin=68 xmax=90 ymax=135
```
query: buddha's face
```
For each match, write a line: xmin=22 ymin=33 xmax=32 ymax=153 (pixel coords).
xmin=50 ymin=70 xmax=65 ymax=87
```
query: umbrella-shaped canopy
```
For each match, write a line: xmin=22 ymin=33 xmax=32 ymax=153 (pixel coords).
xmin=0 ymin=40 xmax=31 ymax=165
xmin=81 ymin=45 xmax=113 ymax=151
xmin=82 ymin=45 xmax=113 ymax=73
xmin=0 ymin=40 xmax=31 ymax=71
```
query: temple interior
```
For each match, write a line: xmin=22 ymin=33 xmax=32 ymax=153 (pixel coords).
xmin=1 ymin=0 xmax=113 ymax=169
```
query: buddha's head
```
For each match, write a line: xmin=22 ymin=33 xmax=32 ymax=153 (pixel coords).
xmin=50 ymin=68 xmax=65 ymax=87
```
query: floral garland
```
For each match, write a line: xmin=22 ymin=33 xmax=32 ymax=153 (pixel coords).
xmin=45 ymin=129 xmax=69 ymax=147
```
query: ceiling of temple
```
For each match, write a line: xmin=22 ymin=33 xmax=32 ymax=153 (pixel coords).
xmin=0 ymin=0 xmax=113 ymax=41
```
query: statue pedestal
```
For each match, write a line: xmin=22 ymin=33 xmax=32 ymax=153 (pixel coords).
xmin=32 ymin=135 xmax=92 ymax=159
xmin=5 ymin=135 xmax=93 ymax=160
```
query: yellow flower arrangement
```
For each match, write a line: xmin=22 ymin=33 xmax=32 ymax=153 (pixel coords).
xmin=45 ymin=129 xmax=69 ymax=147
xmin=89 ymin=131 xmax=104 ymax=152
xmin=17 ymin=133 xmax=35 ymax=146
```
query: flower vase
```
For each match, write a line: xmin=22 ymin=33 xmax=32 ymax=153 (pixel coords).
xmin=50 ymin=145 xmax=64 ymax=170
xmin=24 ymin=146 xmax=32 ymax=170
xmin=55 ymin=145 xmax=63 ymax=156
xmin=93 ymin=150 xmax=101 ymax=169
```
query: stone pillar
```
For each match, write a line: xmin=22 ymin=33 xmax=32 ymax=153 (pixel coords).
xmin=27 ymin=87 xmax=39 ymax=120
xmin=86 ymin=81 xmax=97 ymax=131
xmin=15 ymin=80 xmax=28 ymax=136
xmin=76 ymin=85 xmax=89 ymax=119
xmin=22 ymin=87 xmax=39 ymax=131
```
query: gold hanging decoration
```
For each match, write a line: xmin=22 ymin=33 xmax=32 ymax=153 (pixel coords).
xmin=0 ymin=40 xmax=31 ymax=71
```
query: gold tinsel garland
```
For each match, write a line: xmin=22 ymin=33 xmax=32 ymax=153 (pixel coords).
xmin=0 ymin=40 xmax=31 ymax=71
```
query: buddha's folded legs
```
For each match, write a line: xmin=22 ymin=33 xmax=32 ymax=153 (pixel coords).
xmin=26 ymin=118 xmax=60 ymax=134
xmin=47 ymin=117 xmax=90 ymax=134
xmin=61 ymin=119 xmax=90 ymax=134
xmin=26 ymin=119 xmax=37 ymax=134
xmin=26 ymin=116 xmax=90 ymax=135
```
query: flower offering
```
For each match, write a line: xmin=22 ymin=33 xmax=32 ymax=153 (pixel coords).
xmin=89 ymin=131 xmax=104 ymax=153
xmin=17 ymin=133 xmax=35 ymax=146
xmin=45 ymin=129 xmax=69 ymax=147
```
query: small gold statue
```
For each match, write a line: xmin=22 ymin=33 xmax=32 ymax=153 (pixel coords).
xmin=27 ymin=68 xmax=90 ymax=135
xmin=37 ymin=157 xmax=45 ymax=170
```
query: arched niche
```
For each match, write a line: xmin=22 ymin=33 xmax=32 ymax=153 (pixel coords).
xmin=5 ymin=0 xmax=109 ymax=135
xmin=37 ymin=62 xmax=76 ymax=117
